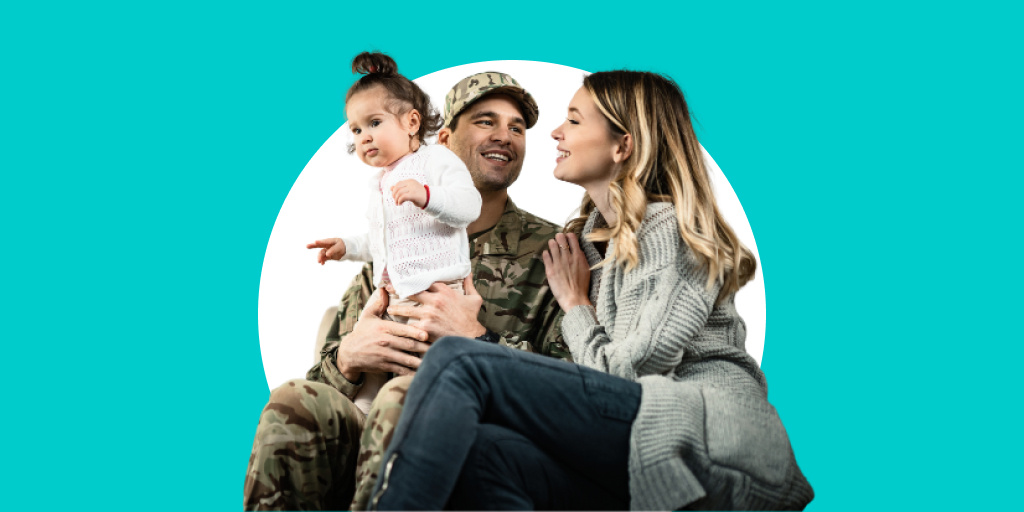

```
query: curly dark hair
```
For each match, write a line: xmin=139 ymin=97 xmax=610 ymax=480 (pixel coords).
xmin=345 ymin=52 xmax=443 ymax=154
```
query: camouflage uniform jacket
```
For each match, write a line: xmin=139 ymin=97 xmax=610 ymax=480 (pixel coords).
xmin=306 ymin=198 xmax=571 ymax=398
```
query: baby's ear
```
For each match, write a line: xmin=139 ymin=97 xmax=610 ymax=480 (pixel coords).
xmin=406 ymin=109 xmax=422 ymax=134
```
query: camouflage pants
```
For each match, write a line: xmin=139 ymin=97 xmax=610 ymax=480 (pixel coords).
xmin=243 ymin=376 xmax=411 ymax=511
xmin=350 ymin=375 xmax=412 ymax=510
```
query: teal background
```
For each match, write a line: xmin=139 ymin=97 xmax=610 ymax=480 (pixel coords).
xmin=3 ymin=1 xmax=1020 ymax=509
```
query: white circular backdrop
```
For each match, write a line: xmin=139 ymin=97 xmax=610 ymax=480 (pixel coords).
xmin=258 ymin=61 xmax=766 ymax=390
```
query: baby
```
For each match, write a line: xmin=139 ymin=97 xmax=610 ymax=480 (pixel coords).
xmin=307 ymin=52 xmax=481 ymax=414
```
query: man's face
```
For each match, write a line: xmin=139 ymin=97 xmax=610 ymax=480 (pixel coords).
xmin=440 ymin=95 xmax=527 ymax=192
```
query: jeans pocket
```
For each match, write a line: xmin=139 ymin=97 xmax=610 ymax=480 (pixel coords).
xmin=702 ymin=387 xmax=793 ymax=486
xmin=579 ymin=366 xmax=641 ymax=422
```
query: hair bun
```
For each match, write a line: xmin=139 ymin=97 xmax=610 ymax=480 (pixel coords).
xmin=352 ymin=51 xmax=397 ymax=76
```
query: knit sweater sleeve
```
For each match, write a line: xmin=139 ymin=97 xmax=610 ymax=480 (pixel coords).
xmin=421 ymin=145 xmax=482 ymax=228
xmin=560 ymin=206 xmax=720 ymax=379
xmin=339 ymin=232 xmax=371 ymax=262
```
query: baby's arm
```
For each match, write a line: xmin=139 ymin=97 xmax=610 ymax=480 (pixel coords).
xmin=419 ymin=146 xmax=482 ymax=228
xmin=306 ymin=238 xmax=347 ymax=265
xmin=391 ymin=180 xmax=428 ymax=208
xmin=306 ymin=233 xmax=371 ymax=264
xmin=339 ymin=233 xmax=371 ymax=262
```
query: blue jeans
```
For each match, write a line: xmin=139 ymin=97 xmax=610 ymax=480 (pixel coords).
xmin=371 ymin=337 xmax=642 ymax=510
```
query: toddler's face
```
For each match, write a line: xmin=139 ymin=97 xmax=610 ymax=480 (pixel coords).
xmin=347 ymin=86 xmax=419 ymax=168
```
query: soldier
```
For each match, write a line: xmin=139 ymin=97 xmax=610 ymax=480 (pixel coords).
xmin=244 ymin=71 xmax=572 ymax=510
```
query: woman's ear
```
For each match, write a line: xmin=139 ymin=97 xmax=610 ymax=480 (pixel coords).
xmin=612 ymin=133 xmax=633 ymax=164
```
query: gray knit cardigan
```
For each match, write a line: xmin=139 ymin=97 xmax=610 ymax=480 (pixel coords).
xmin=561 ymin=203 xmax=813 ymax=510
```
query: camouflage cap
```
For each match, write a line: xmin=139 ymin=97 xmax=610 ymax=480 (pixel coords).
xmin=443 ymin=71 xmax=539 ymax=129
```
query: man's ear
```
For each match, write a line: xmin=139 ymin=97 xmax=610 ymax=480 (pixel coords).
xmin=437 ymin=127 xmax=452 ymax=148
xmin=611 ymin=133 xmax=633 ymax=164
xmin=406 ymin=109 xmax=422 ymax=135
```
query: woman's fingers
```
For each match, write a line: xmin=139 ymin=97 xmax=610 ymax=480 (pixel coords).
xmin=567 ymin=232 xmax=582 ymax=253
xmin=548 ymin=238 xmax=566 ymax=259
xmin=555 ymin=233 xmax=570 ymax=253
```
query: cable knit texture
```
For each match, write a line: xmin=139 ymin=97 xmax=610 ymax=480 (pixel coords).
xmin=341 ymin=145 xmax=481 ymax=298
xmin=561 ymin=202 xmax=813 ymax=510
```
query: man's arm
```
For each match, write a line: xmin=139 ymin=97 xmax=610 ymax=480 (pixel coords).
xmin=306 ymin=264 xmax=430 ymax=399
xmin=525 ymin=293 xmax=572 ymax=362
xmin=306 ymin=264 xmax=375 ymax=398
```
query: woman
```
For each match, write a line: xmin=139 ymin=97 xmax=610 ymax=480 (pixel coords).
xmin=369 ymin=71 xmax=813 ymax=510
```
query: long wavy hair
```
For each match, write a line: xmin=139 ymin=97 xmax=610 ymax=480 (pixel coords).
xmin=564 ymin=71 xmax=756 ymax=302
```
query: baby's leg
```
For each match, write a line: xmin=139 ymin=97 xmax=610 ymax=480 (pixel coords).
xmin=352 ymin=291 xmax=411 ymax=415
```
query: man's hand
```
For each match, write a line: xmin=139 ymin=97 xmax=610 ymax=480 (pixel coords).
xmin=387 ymin=275 xmax=487 ymax=342
xmin=335 ymin=288 xmax=431 ymax=381
xmin=391 ymin=179 xmax=428 ymax=208
xmin=543 ymin=232 xmax=592 ymax=311
xmin=307 ymin=238 xmax=347 ymax=265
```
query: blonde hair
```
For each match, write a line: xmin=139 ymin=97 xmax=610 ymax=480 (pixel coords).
xmin=565 ymin=71 xmax=756 ymax=302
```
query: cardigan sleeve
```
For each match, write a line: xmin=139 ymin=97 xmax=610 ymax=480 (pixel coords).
xmin=421 ymin=146 xmax=482 ymax=228
xmin=560 ymin=254 xmax=719 ymax=380
xmin=340 ymin=232 xmax=371 ymax=262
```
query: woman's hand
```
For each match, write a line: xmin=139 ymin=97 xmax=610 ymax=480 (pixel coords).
xmin=392 ymin=179 xmax=427 ymax=208
xmin=543 ymin=232 xmax=592 ymax=312
xmin=306 ymin=238 xmax=347 ymax=265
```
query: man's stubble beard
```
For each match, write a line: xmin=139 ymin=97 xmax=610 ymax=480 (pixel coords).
xmin=449 ymin=138 xmax=523 ymax=192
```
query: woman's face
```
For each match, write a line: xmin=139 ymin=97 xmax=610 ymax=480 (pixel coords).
xmin=550 ymin=87 xmax=622 ymax=190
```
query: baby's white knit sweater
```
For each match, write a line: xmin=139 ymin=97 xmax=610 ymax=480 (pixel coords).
xmin=341 ymin=145 xmax=481 ymax=298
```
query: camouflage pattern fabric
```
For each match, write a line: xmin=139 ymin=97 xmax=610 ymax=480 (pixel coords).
xmin=443 ymin=71 xmax=539 ymax=129
xmin=244 ymin=379 xmax=365 ymax=510
xmin=267 ymin=197 xmax=569 ymax=510
xmin=349 ymin=374 xmax=413 ymax=510
xmin=310 ymin=196 xmax=572 ymax=371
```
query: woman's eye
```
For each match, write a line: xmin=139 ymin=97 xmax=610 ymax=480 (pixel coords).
xmin=566 ymin=118 xmax=579 ymax=125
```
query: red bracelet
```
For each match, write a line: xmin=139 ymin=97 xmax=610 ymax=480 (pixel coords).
xmin=422 ymin=185 xmax=430 ymax=209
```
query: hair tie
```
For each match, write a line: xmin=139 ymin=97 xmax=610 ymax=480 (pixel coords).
xmin=369 ymin=65 xmax=378 ymax=73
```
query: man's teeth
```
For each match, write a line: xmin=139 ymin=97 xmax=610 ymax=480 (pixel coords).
xmin=558 ymin=151 xmax=570 ymax=158
xmin=483 ymin=153 xmax=509 ymax=161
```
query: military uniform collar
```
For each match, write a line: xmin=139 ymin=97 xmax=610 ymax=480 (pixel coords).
xmin=472 ymin=197 xmax=524 ymax=257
